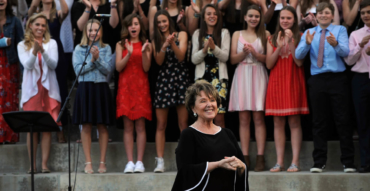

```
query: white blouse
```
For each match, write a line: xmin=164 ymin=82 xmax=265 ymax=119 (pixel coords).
xmin=17 ymin=39 xmax=61 ymax=107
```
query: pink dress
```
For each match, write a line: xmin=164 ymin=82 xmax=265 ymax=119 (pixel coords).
xmin=228 ymin=33 xmax=268 ymax=111
xmin=23 ymin=53 xmax=61 ymax=126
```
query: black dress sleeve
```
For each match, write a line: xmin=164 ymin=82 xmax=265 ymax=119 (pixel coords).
xmin=224 ymin=128 xmax=249 ymax=191
xmin=172 ymin=128 xmax=209 ymax=191
xmin=71 ymin=2 xmax=84 ymax=32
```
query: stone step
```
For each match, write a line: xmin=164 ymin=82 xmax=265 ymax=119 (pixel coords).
xmin=1 ymin=171 xmax=369 ymax=191
xmin=0 ymin=142 xmax=361 ymax=173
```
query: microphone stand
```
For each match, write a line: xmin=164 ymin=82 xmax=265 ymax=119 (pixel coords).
xmin=56 ymin=17 xmax=105 ymax=191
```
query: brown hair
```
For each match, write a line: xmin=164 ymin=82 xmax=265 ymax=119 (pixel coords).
xmin=23 ymin=13 xmax=51 ymax=51
xmin=316 ymin=1 xmax=335 ymax=15
xmin=360 ymin=0 xmax=370 ymax=10
xmin=80 ymin=19 xmax=106 ymax=47
xmin=120 ymin=13 xmax=147 ymax=49
xmin=225 ymin=0 xmax=253 ymax=23
xmin=198 ymin=4 xmax=223 ymax=49
xmin=185 ymin=80 xmax=221 ymax=116
xmin=5 ymin=0 xmax=14 ymax=16
xmin=153 ymin=10 xmax=177 ymax=53
xmin=300 ymin=0 xmax=329 ymax=15
xmin=244 ymin=5 xmax=266 ymax=51
xmin=271 ymin=6 xmax=301 ymax=47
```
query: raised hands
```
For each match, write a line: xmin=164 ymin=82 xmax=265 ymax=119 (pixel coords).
xmin=33 ymin=40 xmax=44 ymax=55
xmin=203 ymin=40 xmax=209 ymax=54
xmin=163 ymin=32 xmax=176 ymax=48
xmin=366 ymin=47 xmax=370 ymax=56
xmin=359 ymin=35 xmax=370 ymax=48
xmin=277 ymin=31 xmax=285 ymax=48
xmin=302 ymin=12 xmax=317 ymax=26
xmin=191 ymin=1 xmax=200 ymax=14
xmin=142 ymin=40 xmax=151 ymax=53
xmin=81 ymin=0 xmax=91 ymax=9
xmin=177 ymin=9 xmax=185 ymax=24
xmin=125 ymin=39 xmax=133 ymax=55
xmin=133 ymin=0 xmax=140 ymax=12
xmin=326 ymin=32 xmax=338 ymax=47
xmin=90 ymin=45 xmax=99 ymax=62
xmin=208 ymin=37 xmax=215 ymax=50
xmin=284 ymin=29 xmax=293 ymax=43
xmin=305 ymin=30 xmax=315 ymax=45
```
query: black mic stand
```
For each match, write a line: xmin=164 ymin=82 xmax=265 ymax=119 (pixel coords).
xmin=56 ymin=17 xmax=105 ymax=191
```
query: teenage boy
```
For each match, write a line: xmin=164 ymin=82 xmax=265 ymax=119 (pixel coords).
xmin=345 ymin=0 xmax=370 ymax=173
xmin=295 ymin=2 xmax=356 ymax=173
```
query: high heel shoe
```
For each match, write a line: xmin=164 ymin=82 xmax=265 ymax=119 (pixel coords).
xmin=98 ymin=162 xmax=107 ymax=173
xmin=84 ymin=162 xmax=94 ymax=174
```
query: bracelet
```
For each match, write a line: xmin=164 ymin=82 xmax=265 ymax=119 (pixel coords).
xmin=194 ymin=13 xmax=200 ymax=18
xmin=161 ymin=48 xmax=166 ymax=53
xmin=110 ymin=4 xmax=117 ymax=8
xmin=84 ymin=10 xmax=91 ymax=13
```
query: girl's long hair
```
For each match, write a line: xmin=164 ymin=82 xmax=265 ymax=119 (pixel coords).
xmin=271 ymin=6 xmax=301 ymax=47
xmin=120 ymin=13 xmax=146 ymax=49
xmin=243 ymin=5 xmax=266 ymax=51
xmin=153 ymin=10 xmax=177 ymax=53
xmin=198 ymin=4 xmax=223 ymax=48
xmin=226 ymin=0 xmax=253 ymax=24
xmin=23 ymin=13 xmax=51 ymax=51
xmin=300 ymin=0 xmax=330 ymax=15
xmin=5 ymin=0 xmax=15 ymax=16
xmin=39 ymin=0 xmax=58 ymax=23
xmin=80 ymin=19 xmax=106 ymax=47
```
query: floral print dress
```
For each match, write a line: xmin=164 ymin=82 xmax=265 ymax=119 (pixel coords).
xmin=199 ymin=34 xmax=228 ymax=113
xmin=154 ymin=36 xmax=190 ymax=108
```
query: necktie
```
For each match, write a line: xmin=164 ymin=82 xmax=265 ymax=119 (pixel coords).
xmin=317 ymin=29 xmax=326 ymax=68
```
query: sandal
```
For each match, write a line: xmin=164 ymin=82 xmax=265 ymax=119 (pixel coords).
xmin=42 ymin=169 xmax=51 ymax=173
xmin=270 ymin=164 xmax=285 ymax=172
xmin=98 ymin=162 xmax=107 ymax=173
xmin=84 ymin=162 xmax=94 ymax=174
xmin=27 ymin=169 xmax=37 ymax=174
xmin=76 ymin=139 xmax=82 ymax=143
xmin=287 ymin=164 xmax=300 ymax=172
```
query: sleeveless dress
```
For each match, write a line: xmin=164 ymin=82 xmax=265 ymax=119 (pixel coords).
xmin=23 ymin=53 xmax=62 ymax=126
xmin=48 ymin=14 xmax=68 ymax=125
xmin=0 ymin=33 xmax=20 ymax=143
xmin=199 ymin=34 xmax=228 ymax=113
xmin=154 ymin=36 xmax=189 ymax=108
xmin=265 ymin=36 xmax=309 ymax=116
xmin=229 ymin=33 xmax=268 ymax=111
xmin=116 ymin=42 xmax=152 ymax=121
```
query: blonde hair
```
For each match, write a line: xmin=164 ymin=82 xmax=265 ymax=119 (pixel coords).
xmin=80 ymin=19 xmax=106 ymax=47
xmin=38 ymin=0 xmax=57 ymax=23
xmin=23 ymin=13 xmax=51 ymax=51
xmin=79 ymin=0 xmax=106 ymax=6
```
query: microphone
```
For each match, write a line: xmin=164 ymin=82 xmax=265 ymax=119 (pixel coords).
xmin=95 ymin=14 xmax=111 ymax=17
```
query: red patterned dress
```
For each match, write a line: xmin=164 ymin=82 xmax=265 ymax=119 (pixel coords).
xmin=116 ymin=41 xmax=152 ymax=121
xmin=265 ymin=36 xmax=309 ymax=116
xmin=0 ymin=33 xmax=20 ymax=143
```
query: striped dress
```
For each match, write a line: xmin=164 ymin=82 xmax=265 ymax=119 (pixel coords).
xmin=228 ymin=33 xmax=268 ymax=111
xmin=265 ymin=36 xmax=309 ymax=116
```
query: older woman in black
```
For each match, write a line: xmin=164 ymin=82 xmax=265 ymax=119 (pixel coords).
xmin=172 ymin=80 xmax=248 ymax=191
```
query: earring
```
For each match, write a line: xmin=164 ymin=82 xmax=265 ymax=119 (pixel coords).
xmin=193 ymin=112 xmax=197 ymax=117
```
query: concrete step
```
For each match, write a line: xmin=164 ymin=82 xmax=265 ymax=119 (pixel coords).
xmin=1 ymin=171 xmax=369 ymax=191
xmin=0 ymin=142 xmax=361 ymax=173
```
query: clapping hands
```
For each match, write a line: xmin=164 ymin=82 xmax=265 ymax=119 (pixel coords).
xmin=90 ymin=45 xmax=99 ymax=62
xmin=305 ymin=30 xmax=316 ymax=45
xmin=142 ymin=40 xmax=151 ymax=53
xmin=32 ymin=40 xmax=44 ymax=55
xmin=326 ymin=32 xmax=338 ymax=47
xmin=125 ymin=39 xmax=133 ymax=55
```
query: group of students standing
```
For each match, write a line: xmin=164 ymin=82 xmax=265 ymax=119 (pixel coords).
xmin=0 ymin=0 xmax=370 ymax=175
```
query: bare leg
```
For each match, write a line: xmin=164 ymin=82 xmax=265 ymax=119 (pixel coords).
xmin=253 ymin=111 xmax=266 ymax=155
xmin=155 ymin=108 xmax=169 ymax=158
xmin=273 ymin=116 xmax=286 ymax=167
xmin=123 ymin=116 xmax=135 ymax=162
xmin=97 ymin=124 xmax=108 ymax=170
xmin=41 ymin=132 xmax=51 ymax=170
xmin=288 ymin=115 xmax=302 ymax=169
xmin=214 ymin=113 xmax=225 ymax=128
xmin=81 ymin=123 xmax=93 ymax=171
xmin=135 ymin=118 xmax=146 ymax=162
xmin=27 ymin=132 xmax=38 ymax=171
xmin=176 ymin=105 xmax=188 ymax=132
xmin=239 ymin=111 xmax=251 ymax=155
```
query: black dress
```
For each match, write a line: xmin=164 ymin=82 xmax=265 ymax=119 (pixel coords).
xmin=154 ymin=35 xmax=190 ymax=108
xmin=172 ymin=127 xmax=249 ymax=191
xmin=223 ymin=9 xmax=243 ymax=37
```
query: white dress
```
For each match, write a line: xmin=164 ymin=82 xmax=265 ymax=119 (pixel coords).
xmin=228 ymin=32 xmax=268 ymax=111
